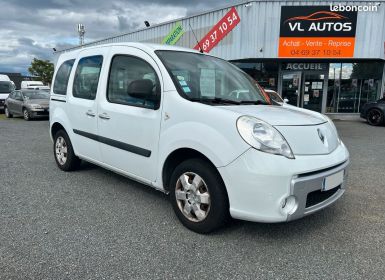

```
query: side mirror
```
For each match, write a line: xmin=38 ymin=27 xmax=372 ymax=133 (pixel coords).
xmin=283 ymin=98 xmax=289 ymax=103
xmin=127 ymin=79 xmax=155 ymax=99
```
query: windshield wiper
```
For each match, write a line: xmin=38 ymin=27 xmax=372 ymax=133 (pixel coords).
xmin=238 ymin=100 xmax=269 ymax=105
xmin=189 ymin=97 xmax=241 ymax=105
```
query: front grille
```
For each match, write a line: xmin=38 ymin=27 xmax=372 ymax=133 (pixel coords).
xmin=306 ymin=186 xmax=340 ymax=208
xmin=298 ymin=161 xmax=347 ymax=178
xmin=36 ymin=111 xmax=49 ymax=116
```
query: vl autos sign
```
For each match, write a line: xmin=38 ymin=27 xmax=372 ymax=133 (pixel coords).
xmin=162 ymin=22 xmax=184 ymax=45
xmin=279 ymin=6 xmax=358 ymax=58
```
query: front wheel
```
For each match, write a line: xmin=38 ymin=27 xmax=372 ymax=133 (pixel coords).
xmin=367 ymin=108 xmax=384 ymax=126
xmin=53 ymin=130 xmax=81 ymax=171
xmin=169 ymin=158 xmax=229 ymax=233
xmin=4 ymin=106 xmax=13 ymax=118
xmin=23 ymin=108 xmax=30 ymax=121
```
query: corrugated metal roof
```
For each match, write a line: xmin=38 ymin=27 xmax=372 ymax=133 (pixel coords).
xmin=55 ymin=0 xmax=385 ymax=60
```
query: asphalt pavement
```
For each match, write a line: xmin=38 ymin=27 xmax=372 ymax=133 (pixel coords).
xmin=0 ymin=116 xmax=384 ymax=280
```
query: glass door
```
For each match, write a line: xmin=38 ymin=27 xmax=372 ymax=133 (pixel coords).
xmin=302 ymin=73 xmax=324 ymax=112
xmin=281 ymin=72 xmax=301 ymax=107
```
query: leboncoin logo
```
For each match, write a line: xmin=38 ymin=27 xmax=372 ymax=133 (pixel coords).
xmin=284 ymin=11 xmax=352 ymax=32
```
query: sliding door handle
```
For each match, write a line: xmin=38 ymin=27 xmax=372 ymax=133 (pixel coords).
xmin=86 ymin=110 xmax=96 ymax=117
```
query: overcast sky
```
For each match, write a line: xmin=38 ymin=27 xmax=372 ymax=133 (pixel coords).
xmin=0 ymin=0 xmax=242 ymax=75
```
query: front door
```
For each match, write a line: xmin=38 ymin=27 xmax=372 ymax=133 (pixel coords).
xmin=13 ymin=91 xmax=24 ymax=115
xmin=301 ymin=73 xmax=325 ymax=112
xmin=97 ymin=46 xmax=163 ymax=183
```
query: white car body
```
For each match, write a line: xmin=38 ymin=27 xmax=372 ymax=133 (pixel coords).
xmin=50 ymin=43 xmax=349 ymax=226
xmin=21 ymin=81 xmax=50 ymax=90
xmin=0 ymin=75 xmax=15 ymax=109
xmin=0 ymin=74 xmax=11 ymax=82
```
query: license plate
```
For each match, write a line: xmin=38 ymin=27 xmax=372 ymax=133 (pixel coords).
xmin=323 ymin=170 xmax=344 ymax=191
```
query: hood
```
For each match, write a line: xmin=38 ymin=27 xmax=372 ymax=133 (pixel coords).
xmin=26 ymin=98 xmax=50 ymax=107
xmin=219 ymin=105 xmax=326 ymax=126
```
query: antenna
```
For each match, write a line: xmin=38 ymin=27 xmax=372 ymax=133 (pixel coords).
xmin=77 ymin=24 xmax=85 ymax=46
xmin=189 ymin=23 xmax=203 ymax=53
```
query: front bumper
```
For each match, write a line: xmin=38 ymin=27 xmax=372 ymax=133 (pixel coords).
xmin=218 ymin=142 xmax=350 ymax=223
xmin=287 ymin=159 xmax=349 ymax=221
xmin=29 ymin=108 xmax=49 ymax=118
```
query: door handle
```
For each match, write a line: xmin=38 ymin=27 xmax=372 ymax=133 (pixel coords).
xmin=98 ymin=113 xmax=110 ymax=120
xmin=86 ymin=110 xmax=96 ymax=117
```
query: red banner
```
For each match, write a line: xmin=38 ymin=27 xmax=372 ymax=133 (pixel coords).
xmin=194 ymin=7 xmax=240 ymax=53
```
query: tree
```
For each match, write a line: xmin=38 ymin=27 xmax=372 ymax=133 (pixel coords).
xmin=28 ymin=58 xmax=54 ymax=85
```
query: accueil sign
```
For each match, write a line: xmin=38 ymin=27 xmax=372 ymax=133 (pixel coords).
xmin=282 ymin=63 xmax=328 ymax=71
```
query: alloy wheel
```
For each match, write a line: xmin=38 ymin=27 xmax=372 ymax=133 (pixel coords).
xmin=367 ymin=109 xmax=383 ymax=126
xmin=23 ymin=109 xmax=29 ymax=120
xmin=55 ymin=136 xmax=68 ymax=165
xmin=175 ymin=172 xmax=211 ymax=222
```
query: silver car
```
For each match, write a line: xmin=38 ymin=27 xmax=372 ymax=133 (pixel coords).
xmin=4 ymin=89 xmax=50 ymax=120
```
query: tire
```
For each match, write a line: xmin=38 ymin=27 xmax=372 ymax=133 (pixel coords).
xmin=53 ymin=130 xmax=81 ymax=171
xmin=367 ymin=108 xmax=384 ymax=126
xmin=4 ymin=106 xmax=13 ymax=118
xmin=169 ymin=158 xmax=229 ymax=233
xmin=23 ymin=108 xmax=31 ymax=121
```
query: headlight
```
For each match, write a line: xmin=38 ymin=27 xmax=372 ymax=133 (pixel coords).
xmin=323 ymin=115 xmax=341 ymax=143
xmin=237 ymin=116 xmax=294 ymax=159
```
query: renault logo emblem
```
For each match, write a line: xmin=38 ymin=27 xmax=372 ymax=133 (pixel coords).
xmin=317 ymin=128 xmax=325 ymax=144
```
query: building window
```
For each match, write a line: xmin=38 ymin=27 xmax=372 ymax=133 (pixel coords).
xmin=231 ymin=61 xmax=279 ymax=92
xmin=327 ymin=62 xmax=384 ymax=113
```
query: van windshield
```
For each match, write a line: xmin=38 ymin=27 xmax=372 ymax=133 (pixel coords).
xmin=0 ymin=81 xmax=13 ymax=93
xmin=156 ymin=50 xmax=270 ymax=105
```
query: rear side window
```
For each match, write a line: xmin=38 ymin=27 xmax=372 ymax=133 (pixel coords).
xmin=53 ymin=59 xmax=75 ymax=95
xmin=73 ymin=56 xmax=103 ymax=100
xmin=107 ymin=55 xmax=160 ymax=109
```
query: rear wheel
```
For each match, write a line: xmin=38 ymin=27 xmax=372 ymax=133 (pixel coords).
xmin=53 ymin=130 xmax=81 ymax=171
xmin=23 ymin=108 xmax=30 ymax=121
xmin=169 ymin=158 xmax=229 ymax=233
xmin=4 ymin=106 xmax=12 ymax=118
xmin=367 ymin=108 xmax=384 ymax=126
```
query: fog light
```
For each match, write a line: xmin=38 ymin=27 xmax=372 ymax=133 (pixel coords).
xmin=281 ymin=196 xmax=298 ymax=215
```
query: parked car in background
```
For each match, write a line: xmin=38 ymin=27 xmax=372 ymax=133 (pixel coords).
xmin=0 ymin=74 xmax=16 ymax=88
xmin=21 ymin=81 xmax=50 ymax=91
xmin=4 ymin=89 xmax=50 ymax=120
xmin=0 ymin=79 xmax=15 ymax=111
xmin=264 ymin=89 xmax=289 ymax=105
xmin=360 ymin=96 xmax=385 ymax=126
xmin=49 ymin=43 xmax=350 ymax=233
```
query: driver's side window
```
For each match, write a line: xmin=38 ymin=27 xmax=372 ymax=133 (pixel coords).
xmin=14 ymin=91 xmax=22 ymax=100
xmin=107 ymin=55 xmax=160 ymax=109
